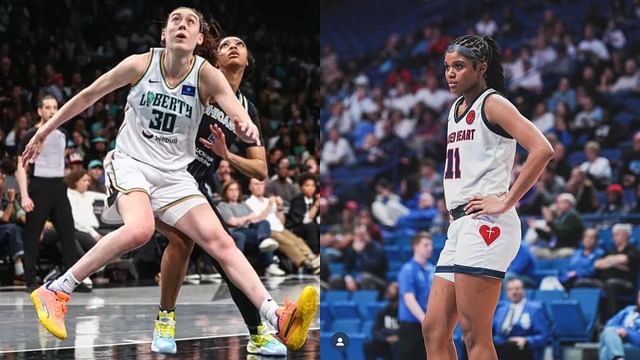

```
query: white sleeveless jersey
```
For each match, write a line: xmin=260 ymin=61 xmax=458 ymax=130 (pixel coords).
xmin=443 ymin=88 xmax=516 ymax=210
xmin=116 ymin=48 xmax=207 ymax=171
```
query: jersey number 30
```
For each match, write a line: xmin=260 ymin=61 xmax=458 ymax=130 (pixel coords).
xmin=444 ymin=147 xmax=461 ymax=179
xmin=150 ymin=109 xmax=177 ymax=133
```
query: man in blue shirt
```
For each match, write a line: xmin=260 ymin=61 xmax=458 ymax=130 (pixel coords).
xmin=398 ymin=231 xmax=434 ymax=360
xmin=599 ymin=290 xmax=640 ymax=360
xmin=493 ymin=278 xmax=551 ymax=360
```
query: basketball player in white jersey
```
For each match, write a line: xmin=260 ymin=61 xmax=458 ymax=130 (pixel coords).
xmin=421 ymin=35 xmax=553 ymax=360
xmin=22 ymin=7 xmax=318 ymax=351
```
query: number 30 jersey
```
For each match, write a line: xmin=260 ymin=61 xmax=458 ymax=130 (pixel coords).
xmin=116 ymin=48 xmax=207 ymax=171
xmin=443 ymin=88 xmax=516 ymax=210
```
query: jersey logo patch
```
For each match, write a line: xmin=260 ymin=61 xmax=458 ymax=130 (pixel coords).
xmin=466 ymin=110 xmax=476 ymax=125
xmin=181 ymin=85 xmax=195 ymax=97
xmin=479 ymin=225 xmax=500 ymax=246
xmin=141 ymin=130 xmax=154 ymax=139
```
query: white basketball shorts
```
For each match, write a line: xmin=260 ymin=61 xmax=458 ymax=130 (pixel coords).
xmin=434 ymin=207 xmax=521 ymax=282
xmin=102 ymin=150 xmax=207 ymax=226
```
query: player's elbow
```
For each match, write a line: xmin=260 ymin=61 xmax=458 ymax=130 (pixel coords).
xmin=538 ymin=143 xmax=554 ymax=161
xmin=255 ymin=166 xmax=268 ymax=181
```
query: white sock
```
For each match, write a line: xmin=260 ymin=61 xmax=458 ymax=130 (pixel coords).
xmin=14 ymin=261 xmax=24 ymax=276
xmin=48 ymin=270 xmax=80 ymax=294
xmin=259 ymin=298 xmax=279 ymax=328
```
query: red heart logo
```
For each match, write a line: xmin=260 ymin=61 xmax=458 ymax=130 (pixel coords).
xmin=466 ymin=110 xmax=475 ymax=124
xmin=479 ymin=225 xmax=501 ymax=246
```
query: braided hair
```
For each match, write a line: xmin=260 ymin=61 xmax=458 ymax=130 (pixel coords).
xmin=447 ymin=35 xmax=505 ymax=94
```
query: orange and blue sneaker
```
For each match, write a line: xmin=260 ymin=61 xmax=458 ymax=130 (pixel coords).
xmin=276 ymin=285 xmax=319 ymax=351
xmin=30 ymin=282 xmax=71 ymax=340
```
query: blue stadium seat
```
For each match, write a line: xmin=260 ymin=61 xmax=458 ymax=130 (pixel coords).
xmin=346 ymin=333 xmax=367 ymax=360
xmin=319 ymin=332 xmax=347 ymax=360
xmin=329 ymin=263 xmax=345 ymax=277
xmin=361 ymin=320 xmax=375 ymax=340
xmin=386 ymin=270 xmax=399 ymax=283
xmin=331 ymin=319 xmax=362 ymax=333
xmin=367 ymin=301 xmax=389 ymax=318
xmin=320 ymin=303 xmax=332 ymax=331
xmin=568 ymin=288 xmax=601 ymax=336
xmin=352 ymin=290 xmax=379 ymax=318
xmin=325 ymin=290 xmax=351 ymax=303
xmin=533 ymin=290 xmax=565 ymax=323
xmin=550 ymin=300 xmax=590 ymax=342
xmin=330 ymin=301 xmax=360 ymax=319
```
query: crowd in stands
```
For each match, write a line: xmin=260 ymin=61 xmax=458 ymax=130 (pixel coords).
xmin=0 ymin=0 xmax=320 ymax=288
xmin=321 ymin=0 xmax=640 ymax=358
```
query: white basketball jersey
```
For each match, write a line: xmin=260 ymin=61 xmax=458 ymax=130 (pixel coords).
xmin=443 ymin=88 xmax=516 ymax=210
xmin=116 ymin=48 xmax=206 ymax=171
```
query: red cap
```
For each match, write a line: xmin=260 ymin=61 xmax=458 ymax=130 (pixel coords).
xmin=345 ymin=201 xmax=358 ymax=211
xmin=607 ymin=184 xmax=623 ymax=195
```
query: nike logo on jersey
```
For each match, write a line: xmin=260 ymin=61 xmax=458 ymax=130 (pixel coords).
xmin=149 ymin=79 xmax=161 ymax=83
xmin=141 ymin=130 xmax=154 ymax=139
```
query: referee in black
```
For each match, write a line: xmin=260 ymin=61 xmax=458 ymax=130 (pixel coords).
xmin=17 ymin=95 xmax=79 ymax=292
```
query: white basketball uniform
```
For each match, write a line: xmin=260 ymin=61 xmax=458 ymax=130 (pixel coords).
xmin=435 ymin=88 xmax=521 ymax=282
xmin=102 ymin=48 xmax=208 ymax=226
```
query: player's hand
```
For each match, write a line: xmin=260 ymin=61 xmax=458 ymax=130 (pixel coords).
xmin=232 ymin=117 xmax=261 ymax=146
xmin=21 ymin=195 xmax=34 ymax=213
xmin=198 ymin=124 xmax=228 ymax=160
xmin=21 ymin=126 xmax=51 ymax=169
xmin=464 ymin=194 xmax=509 ymax=218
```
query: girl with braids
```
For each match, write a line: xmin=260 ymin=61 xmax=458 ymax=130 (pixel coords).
xmin=422 ymin=35 xmax=553 ymax=360
xmin=22 ymin=7 xmax=318 ymax=352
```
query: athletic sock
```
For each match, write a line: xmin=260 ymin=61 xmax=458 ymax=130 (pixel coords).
xmin=48 ymin=270 xmax=80 ymax=294
xmin=259 ymin=298 xmax=279 ymax=329
xmin=157 ymin=306 xmax=175 ymax=320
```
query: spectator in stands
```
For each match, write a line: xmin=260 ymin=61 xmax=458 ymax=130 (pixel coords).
xmin=475 ymin=12 xmax=498 ymax=37
xmin=320 ymin=200 xmax=357 ymax=258
xmin=321 ymin=127 xmax=356 ymax=171
xmin=529 ymin=193 xmax=584 ymax=259
xmin=547 ymin=77 xmax=577 ymax=113
xmin=565 ymin=166 xmax=600 ymax=213
xmin=86 ymin=159 xmax=106 ymax=194
xmin=325 ymin=100 xmax=355 ymax=136
xmin=599 ymin=289 xmax=640 ymax=360
xmin=520 ymin=165 xmax=566 ymax=215
xmin=0 ymin=173 xmax=25 ymax=283
xmin=580 ymin=141 xmax=612 ymax=189
xmin=286 ymin=173 xmax=320 ymax=254
xmin=578 ymin=24 xmax=610 ymax=63
xmin=211 ymin=159 xmax=234 ymax=196
xmin=532 ymin=101 xmax=555 ymax=134
xmin=560 ymin=228 xmax=605 ymax=289
xmin=65 ymin=170 xmax=105 ymax=257
xmin=413 ymin=74 xmax=454 ymax=113
xmin=550 ymin=102 xmax=574 ymax=149
xmin=603 ymin=19 xmax=627 ymax=52
xmin=330 ymin=223 xmax=387 ymax=292
xmin=599 ymin=184 xmax=630 ymax=216
xmin=552 ymin=141 xmax=572 ymax=180
xmin=217 ymin=180 xmax=283 ymax=277
xmin=593 ymin=223 xmax=640 ymax=318
xmin=493 ymin=278 xmax=551 ymax=360
xmin=417 ymin=157 xmax=443 ymax=196
xmin=397 ymin=231 xmax=433 ymax=360
xmin=396 ymin=191 xmax=437 ymax=228
xmin=574 ymin=95 xmax=605 ymax=136
xmin=371 ymin=178 xmax=409 ymax=227
xmin=611 ymin=58 xmax=640 ymax=94
xmin=5 ymin=115 xmax=29 ymax=156
xmin=244 ymin=178 xmax=320 ymax=275
xmin=509 ymin=59 xmax=542 ymax=95
xmin=505 ymin=244 xmax=537 ymax=288
xmin=620 ymin=131 xmax=640 ymax=189
xmin=267 ymin=156 xmax=300 ymax=209
xmin=364 ymin=281 xmax=400 ymax=360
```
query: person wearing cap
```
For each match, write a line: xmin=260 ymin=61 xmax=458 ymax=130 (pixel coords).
xmin=87 ymin=159 xmax=106 ymax=194
xmin=530 ymin=192 xmax=584 ymax=259
xmin=67 ymin=152 xmax=84 ymax=173
xmin=85 ymin=136 xmax=108 ymax=165
xmin=593 ymin=223 xmax=640 ymax=318
xmin=599 ymin=184 xmax=630 ymax=216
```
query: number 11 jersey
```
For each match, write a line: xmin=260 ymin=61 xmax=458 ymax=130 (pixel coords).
xmin=116 ymin=48 xmax=207 ymax=171
xmin=443 ymin=88 xmax=516 ymax=210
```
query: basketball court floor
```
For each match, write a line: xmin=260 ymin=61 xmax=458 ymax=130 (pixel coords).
xmin=0 ymin=275 xmax=320 ymax=359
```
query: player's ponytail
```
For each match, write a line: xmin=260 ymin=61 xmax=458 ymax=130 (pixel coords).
xmin=196 ymin=17 xmax=222 ymax=64
xmin=482 ymin=36 xmax=506 ymax=95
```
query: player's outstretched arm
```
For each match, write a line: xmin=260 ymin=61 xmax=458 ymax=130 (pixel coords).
xmin=199 ymin=62 xmax=260 ymax=145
